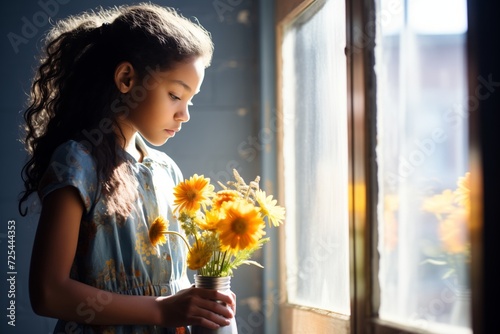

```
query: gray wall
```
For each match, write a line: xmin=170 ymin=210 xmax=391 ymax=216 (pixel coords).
xmin=0 ymin=1 xmax=264 ymax=333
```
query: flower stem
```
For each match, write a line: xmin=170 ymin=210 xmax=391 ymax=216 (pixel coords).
xmin=163 ymin=231 xmax=191 ymax=251
xmin=218 ymin=251 xmax=228 ymax=276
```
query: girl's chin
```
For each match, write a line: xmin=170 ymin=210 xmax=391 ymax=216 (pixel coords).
xmin=142 ymin=136 xmax=169 ymax=147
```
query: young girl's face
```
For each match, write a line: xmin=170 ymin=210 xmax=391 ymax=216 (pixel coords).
xmin=124 ymin=57 xmax=205 ymax=146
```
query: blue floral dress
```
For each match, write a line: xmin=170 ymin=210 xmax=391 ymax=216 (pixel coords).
xmin=39 ymin=139 xmax=191 ymax=334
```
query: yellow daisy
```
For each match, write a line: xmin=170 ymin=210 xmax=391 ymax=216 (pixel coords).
xmin=149 ymin=216 xmax=169 ymax=247
xmin=438 ymin=208 xmax=469 ymax=254
xmin=217 ymin=200 xmax=266 ymax=251
xmin=187 ymin=241 xmax=213 ymax=270
xmin=212 ymin=190 xmax=241 ymax=210
xmin=255 ymin=189 xmax=285 ymax=227
xmin=173 ymin=174 xmax=214 ymax=214
xmin=421 ymin=189 xmax=456 ymax=215
xmin=195 ymin=209 xmax=221 ymax=231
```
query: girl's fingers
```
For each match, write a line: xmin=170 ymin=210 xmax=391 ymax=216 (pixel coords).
xmin=193 ymin=288 xmax=234 ymax=308
xmin=193 ymin=307 xmax=232 ymax=328
xmin=165 ymin=287 xmax=235 ymax=328
xmin=194 ymin=294 xmax=234 ymax=319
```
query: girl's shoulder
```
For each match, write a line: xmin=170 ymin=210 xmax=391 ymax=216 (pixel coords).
xmin=50 ymin=140 xmax=96 ymax=168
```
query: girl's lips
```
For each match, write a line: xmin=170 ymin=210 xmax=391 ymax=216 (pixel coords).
xmin=165 ymin=129 xmax=176 ymax=137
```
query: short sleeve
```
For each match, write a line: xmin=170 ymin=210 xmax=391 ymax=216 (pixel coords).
xmin=38 ymin=140 xmax=98 ymax=215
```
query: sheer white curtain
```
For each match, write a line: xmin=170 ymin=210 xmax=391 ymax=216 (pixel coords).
xmin=376 ymin=0 xmax=471 ymax=332
xmin=282 ymin=0 xmax=350 ymax=314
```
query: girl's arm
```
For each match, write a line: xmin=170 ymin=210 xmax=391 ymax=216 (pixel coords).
xmin=29 ymin=186 xmax=234 ymax=329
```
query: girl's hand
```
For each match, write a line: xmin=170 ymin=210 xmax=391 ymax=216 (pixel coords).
xmin=156 ymin=286 xmax=236 ymax=329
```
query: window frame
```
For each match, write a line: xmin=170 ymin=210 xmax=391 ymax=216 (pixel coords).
xmin=275 ymin=0 xmax=352 ymax=332
xmin=346 ymin=0 xmax=479 ymax=333
xmin=467 ymin=1 xmax=500 ymax=333
xmin=276 ymin=0 xmax=485 ymax=333
xmin=344 ymin=0 xmax=373 ymax=332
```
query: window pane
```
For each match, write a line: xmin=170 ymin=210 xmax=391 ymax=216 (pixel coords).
xmin=282 ymin=0 xmax=350 ymax=314
xmin=375 ymin=0 xmax=471 ymax=333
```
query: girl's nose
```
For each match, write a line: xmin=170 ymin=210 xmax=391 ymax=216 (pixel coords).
xmin=175 ymin=105 xmax=190 ymax=123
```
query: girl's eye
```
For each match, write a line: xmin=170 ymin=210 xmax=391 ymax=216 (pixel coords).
xmin=169 ymin=93 xmax=181 ymax=101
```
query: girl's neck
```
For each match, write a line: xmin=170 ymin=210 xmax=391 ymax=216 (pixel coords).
xmin=115 ymin=116 xmax=149 ymax=162
xmin=117 ymin=123 xmax=144 ymax=162
xmin=125 ymin=133 xmax=144 ymax=162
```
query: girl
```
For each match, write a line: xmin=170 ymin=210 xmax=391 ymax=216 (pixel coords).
xmin=19 ymin=3 xmax=235 ymax=333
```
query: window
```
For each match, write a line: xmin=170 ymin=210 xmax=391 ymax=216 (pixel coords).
xmin=276 ymin=0 xmax=475 ymax=333
xmin=278 ymin=0 xmax=350 ymax=331
xmin=375 ymin=0 xmax=471 ymax=333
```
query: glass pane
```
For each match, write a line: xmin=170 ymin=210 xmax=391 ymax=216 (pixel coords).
xmin=376 ymin=0 xmax=471 ymax=333
xmin=282 ymin=0 xmax=350 ymax=314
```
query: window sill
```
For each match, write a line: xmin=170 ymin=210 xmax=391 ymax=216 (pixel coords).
xmin=372 ymin=318 xmax=472 ymax=334
xmin=281 ymin=303 xmax=350 ymax=334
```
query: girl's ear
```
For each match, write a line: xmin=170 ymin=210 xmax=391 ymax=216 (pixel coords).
xmin=114 ymin=62 xmax=136 ymax=93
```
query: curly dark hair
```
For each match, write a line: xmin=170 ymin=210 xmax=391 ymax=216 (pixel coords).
xmin=19 ymin=3 xmax=213 ymax=216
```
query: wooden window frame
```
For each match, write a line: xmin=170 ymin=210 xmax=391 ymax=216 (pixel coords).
xmin=276 ymin=0 xmax=489 ymax=333
xmin=275 ymin=0 xmax=486 ymax=334
xmin=275 ymin=0 xmax=352 ymax=333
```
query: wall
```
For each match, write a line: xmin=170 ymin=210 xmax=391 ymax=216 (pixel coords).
xmin=0 ymin=0 xmax=263 ymax=333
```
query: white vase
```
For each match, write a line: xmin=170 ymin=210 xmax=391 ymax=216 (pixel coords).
xmin=191 ymin=275 xmax=238 ymax=334
xmin=450 ymin=292 xmax=471 ymax=327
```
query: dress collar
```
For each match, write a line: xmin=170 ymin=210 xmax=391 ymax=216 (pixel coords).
xmin=120 ymin=135 xmax=151 ymax=164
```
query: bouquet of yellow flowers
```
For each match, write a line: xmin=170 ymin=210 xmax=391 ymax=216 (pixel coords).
xmin=421 ymin=172 xmax=470 ymax=283
xmin=149 ymin=169 xmax=285 ymax=277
